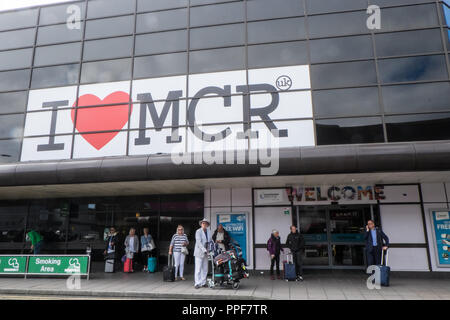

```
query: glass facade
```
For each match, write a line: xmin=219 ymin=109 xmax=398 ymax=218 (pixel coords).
xmin=0 ymin=0 xmax=449 ymax=163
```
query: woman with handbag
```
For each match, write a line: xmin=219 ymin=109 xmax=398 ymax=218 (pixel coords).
xmin=124 ymin=227 xmax=139 ymax=273
xmin=169 ymin=225 xmax=189 ymax=281
xmin=141 ymin=227 xmax=156 ymax=272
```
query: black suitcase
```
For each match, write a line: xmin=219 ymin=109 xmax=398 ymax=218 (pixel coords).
xmin=163 ymin=254 xmax=175 ymax=282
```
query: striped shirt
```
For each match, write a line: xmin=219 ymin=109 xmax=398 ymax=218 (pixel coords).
xmin=170 ymin=233 xmax=189 ymax=252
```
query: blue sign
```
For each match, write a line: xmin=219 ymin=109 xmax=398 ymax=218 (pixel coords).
xmin=217 ymin=213 xmax=247 ymax=262
xmin=431 ymin=210 xmax=450 ymax=267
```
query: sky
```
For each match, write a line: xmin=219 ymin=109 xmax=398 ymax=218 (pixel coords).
xmin=0 ymin=0 xmax=76 ymax=12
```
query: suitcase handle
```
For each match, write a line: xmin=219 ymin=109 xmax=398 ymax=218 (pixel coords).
xmin=381 ymin=248 xmax=389 ymax=266
xmin=168 ymin=253 xmax=174 ymax=267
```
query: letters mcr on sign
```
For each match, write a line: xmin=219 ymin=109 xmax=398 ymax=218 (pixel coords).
xmin=20 ymin=65 xmax=315 ymax=162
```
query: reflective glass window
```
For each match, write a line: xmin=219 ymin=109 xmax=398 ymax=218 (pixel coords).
xmin=190 ymin=2 xmax=244 ymax=27
xmin=316 ymin=117 xmax=384 ymax=145
xmin=248 ymin=41 xmax=308 ymax=68
xmin=248 ymin=18 xmax=306 ymax=44
xmin=0 ymin=48 xmax=33 ymax=71
xmin=386 ymin=113 xmax=450 ymax=142
xmin=0 ymin=114 xmax=24 ymax=138
xmin=136 ymin=9 xmax=187 ymax=33
xmin=190 ymin=24 xmax=245 ymax=50
xmin=34 ymin=42 xmax=82 ymax=66
xmin=81 ymin=58 xmax=131 ymax=83
xmin=39 ymin=2 xmax=86 ymax=25
xmin=306 ymin=0 xmax=368 ymax=14
xmin=31 ymin=64 xmax=79 ymax=89
xmin=308 ymin=11 xmax=368 ymax=38
xmin=87 ymin=0 xmax=135 ymax=19
xmin=135 ymin=30 xmax=187 ymax=55
xmin=378 ymin=55 xmax=448 ymax=84
xmin=37 ymin=23 xmax=83 ymax=45
xmin=0 ymin=28 xmax=35 ymax=51
xmin=0 ymin=91 xmax=28 ymax=114
xmin=137 ymin=0 xmax=188 ymax=12
xmin=83 ymin=36 xmax=133 ymax=61
xmin=0 ymin=140 xmax=21 ymax=163
xmin=0 ymin=69 xmax=30 ymax=91
xmin=311 ymin=61 xmax=377 ymax=89
xmin=189 ymin=47 xmax=245 ymax=74
xmin=313 ymin=87 xmax=380 ymax=117
xmin=134 ymin=53 xmax=187 ymax=78
xmin=0 ymin=9 xmax=38 ymax=31
xmin=85 ymin=16 xmax=134 ymax=39
xmin=376 ymin=4 xmax=439 ymax=32
xmin=247 ymin=0 xmax=304 ymax=20
xmin=310 ymin=35 xmax=373 ymax=63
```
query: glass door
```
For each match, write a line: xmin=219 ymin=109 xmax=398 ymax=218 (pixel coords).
xmin=297 ymin=205 xmax=377 ymax=269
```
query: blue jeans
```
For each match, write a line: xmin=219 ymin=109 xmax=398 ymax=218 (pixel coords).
xmin=34 ymin=241 xmax=42 ymax=254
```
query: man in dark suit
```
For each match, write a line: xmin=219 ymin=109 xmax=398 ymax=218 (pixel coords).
xmin=364 ymin=220 xmax=389 ymax=266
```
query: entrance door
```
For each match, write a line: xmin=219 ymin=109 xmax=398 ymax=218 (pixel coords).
xmin=297 ymin=205 xmax=377 ymax=269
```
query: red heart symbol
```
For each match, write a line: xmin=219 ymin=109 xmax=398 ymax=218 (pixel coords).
xmin=71 ymin=91 xmax=131 ymax=150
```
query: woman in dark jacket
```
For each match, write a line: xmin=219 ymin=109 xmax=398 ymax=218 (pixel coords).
xmin=212 ymin=224 xmax=231 ymax=252
xmin=267 ymin=229 xmax=284 ymax=280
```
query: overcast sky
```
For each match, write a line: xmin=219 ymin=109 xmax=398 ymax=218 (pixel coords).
xmin=0 ymin=0 xmax=76 ymax=12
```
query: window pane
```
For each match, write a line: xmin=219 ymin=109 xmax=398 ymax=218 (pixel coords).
xmin=378 ymin=55 xmax=448 ymax=84
xmin=0 ymin=202 xmax=27 ymax=242
xmin=311 ymin=61 xmax=377 ymax=89
xmin=135 ymin=30 xmax=187 ymax=55
xmin=0 ymin=114 xmax=24 ymax=138
xmin=34 ymin=42 xmax=82 ymax=66
xmin=0 ymin=69 xmax=30 ymax=91
xmin=83 ymin=36 xmax=133 ymax=61
xmin=0 ymin=91 xmax=28 ymax=114
xmin=377 ymin=4 xmax=439 ymax=32
xmin=137 ymin=0 xmax=188 ymax=12
xmin=310 ymin=35 xmax=373 ymax=63
xmin=191 ymin=0 xmax=236 ymax=4
xmin=308 ymin=11 xmax=368 ymax=38
xmin=189 ymin=47 xmax=245 ymax=73
xmin=85 ymin=16 xmax=134 ymax=39
xmin=37 ymin=23 xmax=83 ymax=45
xmin=40 ymin=2 xmax=86 ymax=25
xmin=81 ymin=58 xmax=131 ymax=83
xmin=0 ymin=28 xmax=35 ymax=51
xmin=0 ymin=48 xmax=33 ymax=71
xmin=190 ymin=2 xmax=244 ymax=27
xmin=313 ymin=87 xmax=380 ymax=117
xmin=87 ymin=0 xmax=135 ymax=18
xmin=375 ymin=29 xmax=444 ymax=57
xmin=316 ymin=117 xmax=384 ymax=145
xmin=136 ymin=9 xmax=187 ymax=33
xmin=306 ymin=0 xmax=368 ymax=14
xmin=382 ymin=82 xmax=450 ymax=114
xmin=386 ymin=113 xmax=450 ymax=142
xmin=247 ymin=0 xmax=304 ymax=20
xmin=248 ymin=41 xmax=308 ymax=68
xmin=134 ymin=53 xmax=187 ymax=78
xmin=0 ymin=140 xmax=21 ymax=163
xmin=190 ymin=24 xmax=245 ymax=50
xmin=31 ymin=64 xmax=79 ymax=89
xmin=248 ymin=17 xmax=306 ymax=44
xmin=0 ymin=9 xmax=38 ymax=31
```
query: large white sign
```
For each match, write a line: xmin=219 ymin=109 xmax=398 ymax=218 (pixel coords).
xmin=20 ymin=65 xmax=314 ymax=161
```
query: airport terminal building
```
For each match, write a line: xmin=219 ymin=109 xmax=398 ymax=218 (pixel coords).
xmin=0 ymin=0 xmax=450 ymax=273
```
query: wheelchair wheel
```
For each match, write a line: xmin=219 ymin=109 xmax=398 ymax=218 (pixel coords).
xmin=232 ymin=281 xmax=240 ymax=290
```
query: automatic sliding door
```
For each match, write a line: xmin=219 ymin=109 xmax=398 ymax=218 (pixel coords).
xmin=298 ymin=207 xmax=329 ymax=266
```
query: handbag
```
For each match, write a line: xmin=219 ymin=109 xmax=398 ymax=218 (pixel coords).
xmin=181 ymin=246 xmax=189 ymax=255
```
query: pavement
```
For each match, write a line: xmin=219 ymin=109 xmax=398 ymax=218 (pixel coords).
xmin=0 ymin=268 xmax=450 ymax=300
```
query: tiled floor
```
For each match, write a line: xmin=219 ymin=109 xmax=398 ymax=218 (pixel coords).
xmin=0 ymin=269 xmax=449 ymax=300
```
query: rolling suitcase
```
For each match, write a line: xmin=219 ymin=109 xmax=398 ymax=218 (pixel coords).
xmin=379 ymin=249 xmax=390 ymax=287
xmin=105 ymin=259 xmax=115 ymax=273
xmin=124 ymin=258 xmax=133 ymax=273
xmin=148 ymin=257 xmax=157 ymax=273
xmin=283 ymin=253 xmax=296 ymax=281
xmin=163 ymin=254 xmax=175 ymax=282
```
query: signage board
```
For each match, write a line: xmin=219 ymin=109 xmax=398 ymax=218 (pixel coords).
xmin=21 ymin=65 xmax=314 ymax=162
xmin=430 ymin=210 xmax=450 ymax=267
xmin=27 ymin=256 xmax=89 ymax=275
xmin=0 ymin=256 xmax=27 ymax=274
xmin=217 ymin=213 xmax=248 ymax=262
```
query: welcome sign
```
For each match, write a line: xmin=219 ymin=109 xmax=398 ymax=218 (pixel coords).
xmin=20 ymin=65 xmax=314 ymax=161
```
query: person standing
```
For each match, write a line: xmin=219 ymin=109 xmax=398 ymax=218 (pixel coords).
xmin=124 ymin=227 xmax=139 ymax=273
xmin=104 ymin=226 xmax=120 ymax=271
xmin=27 ymin=229 xmax=43 ymax=254
xmin=140 ymin=227 xmax=156 ymax=272
xmin=364 ymin=220 xmax=389 ymax=266
xmin=212 ymin=223 xmax=231 ymax=252
xmin=267 ymin=230 xmax=284 ymax=280
xmin=169 ymin=225 xmax=189 ymax=281
xmin=194 ymin=218 xmax=212 ymax=289
xmin=286 ymin=225 xmax=305 ymax=281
